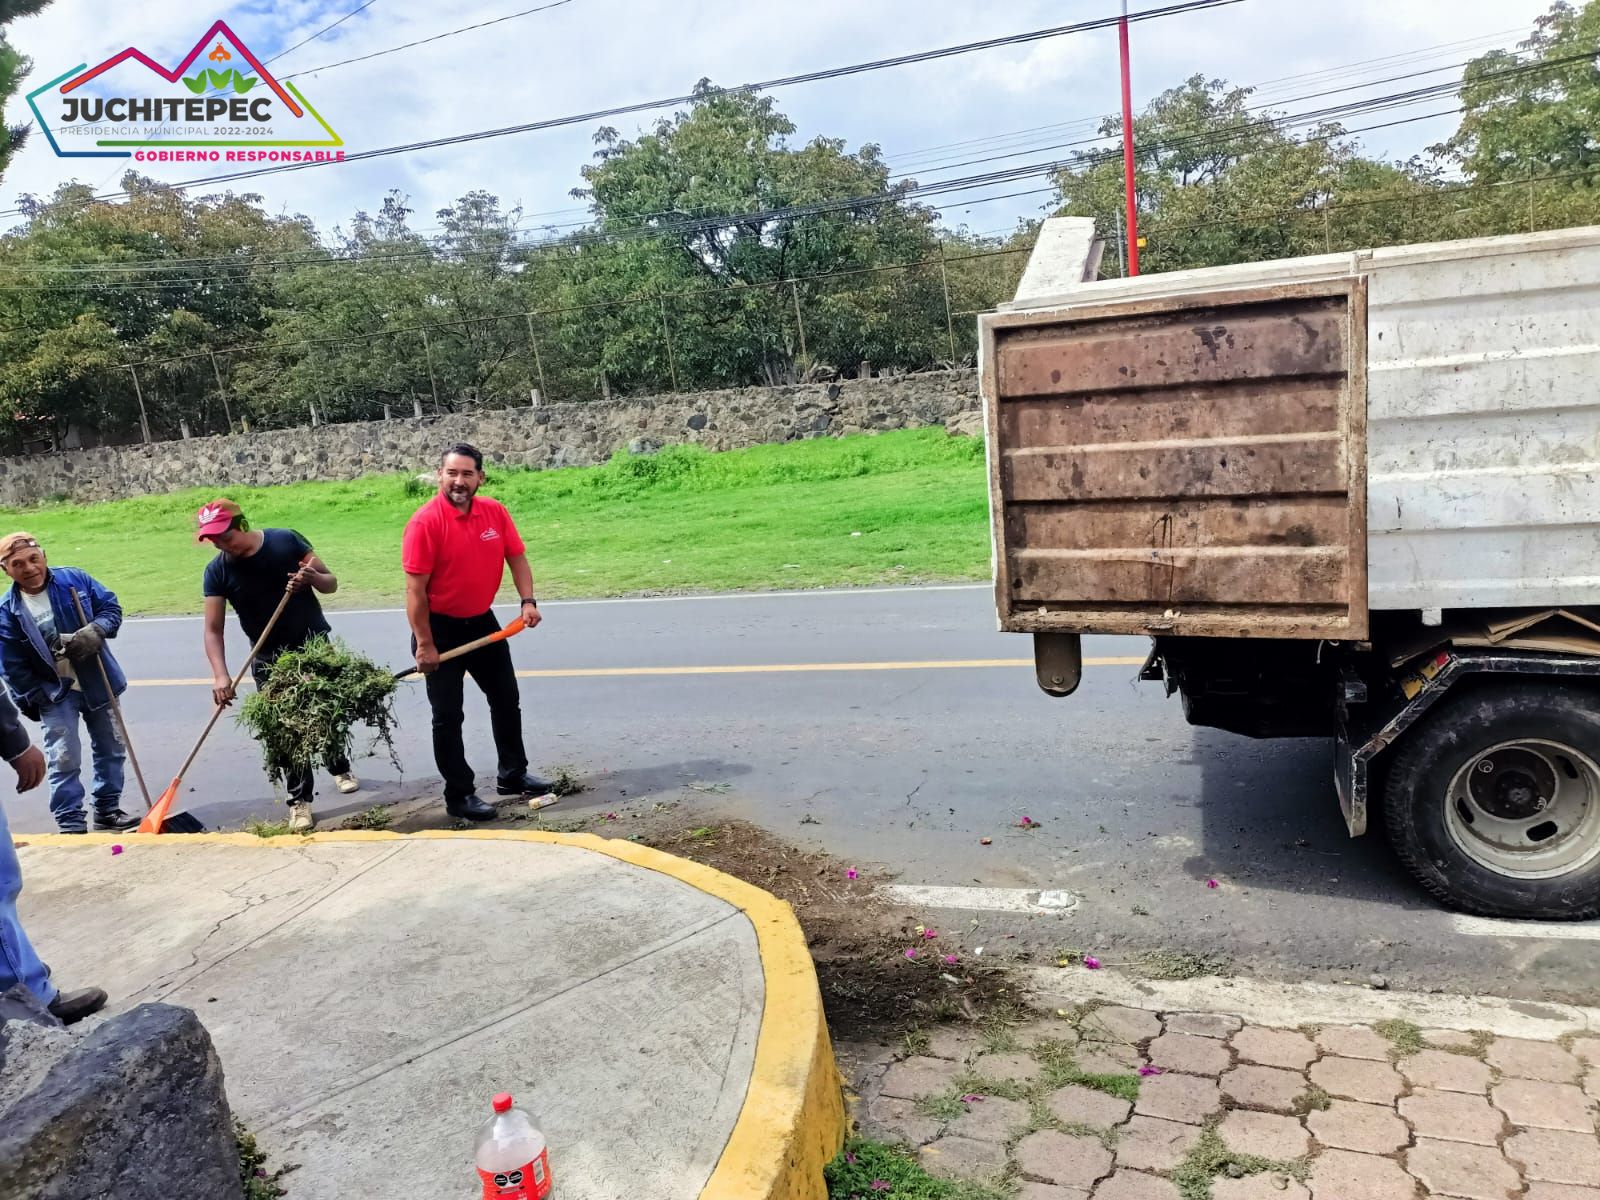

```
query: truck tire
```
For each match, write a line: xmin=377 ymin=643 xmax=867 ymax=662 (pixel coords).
xmin=1384 ymin=682 xmax=1600 ymax=920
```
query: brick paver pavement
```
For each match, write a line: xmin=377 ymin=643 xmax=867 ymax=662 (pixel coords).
xmin=844 ymin=999 xmax=1600 ymax=1197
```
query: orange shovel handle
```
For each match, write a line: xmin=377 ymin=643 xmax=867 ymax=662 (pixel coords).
xmin=395 ymin=615 xmax=527 ymax=680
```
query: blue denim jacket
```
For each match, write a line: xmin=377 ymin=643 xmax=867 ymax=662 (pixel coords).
xmin=0 ymin=567 xmax=126 ymax=713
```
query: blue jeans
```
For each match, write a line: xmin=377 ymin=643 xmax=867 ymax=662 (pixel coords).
xmin=0 ymin=798 xmax=55 ymax=1005
xmin=38 ymin=692 xmax=125 ymax=833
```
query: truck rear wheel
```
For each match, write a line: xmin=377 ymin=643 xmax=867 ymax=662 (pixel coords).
xmin=1384 ymin=682 xmax=1600 ymax=919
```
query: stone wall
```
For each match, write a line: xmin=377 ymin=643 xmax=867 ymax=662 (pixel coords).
xmin=0 ymin=370 xmax=980 ymax=506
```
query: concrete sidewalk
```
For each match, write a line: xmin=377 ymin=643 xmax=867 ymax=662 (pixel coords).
xmin=13 ymin=830 xmax=844 ymax=1200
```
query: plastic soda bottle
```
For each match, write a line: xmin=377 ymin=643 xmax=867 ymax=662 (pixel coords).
xmin=475 ymin=1093 xmax=552 ymax=1199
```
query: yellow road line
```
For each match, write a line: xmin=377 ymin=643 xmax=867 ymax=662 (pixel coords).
xmin=125 ymin=655 xmax=1147 ymax=687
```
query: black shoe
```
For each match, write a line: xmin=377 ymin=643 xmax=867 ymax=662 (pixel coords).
xmin=496 ymin=774 xmax=555 ymax=797
xmin=445 ymin=794 xmax=497 ymax=822
xmin=48 ymin=986 xmax=107 ymax=1025
xmin=56 ymin=826 xmax=87 ymax=835
xmin=92 ymin=808 xmax=140 ymax=832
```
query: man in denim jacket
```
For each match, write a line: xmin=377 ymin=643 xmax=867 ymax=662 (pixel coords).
xmin=0 ymin=532 xmax=137 ymax=833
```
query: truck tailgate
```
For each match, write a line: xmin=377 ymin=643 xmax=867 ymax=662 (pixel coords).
xmin=982 ymin=279 xmax=1369 ymax=640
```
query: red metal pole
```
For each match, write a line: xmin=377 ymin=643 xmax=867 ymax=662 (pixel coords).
xmin=1119 ymin=2 xmax=1140 ymax=276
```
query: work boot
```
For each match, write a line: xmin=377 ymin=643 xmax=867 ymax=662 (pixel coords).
xmin=446 ymin=794 xmax=497 ymax=822
xmin=496 ymin=773 xmax=555 ymax=797
xmin=48 ymin=986 xmax=108 ymax=1025
xmin=288 ymin=802 xmax=315 ymax=833
xmin=93 ymin=808 xmax=139 ymax=832
xmin=334 ymin=772 xmax=361 ymax=795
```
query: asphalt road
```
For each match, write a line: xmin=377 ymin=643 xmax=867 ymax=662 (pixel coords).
xmin=10 ymin=584 xmax=1596 ymax=1003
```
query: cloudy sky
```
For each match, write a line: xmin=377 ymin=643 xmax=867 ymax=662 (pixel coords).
xmin=1 ymin=0 xmax=1558 ymax=241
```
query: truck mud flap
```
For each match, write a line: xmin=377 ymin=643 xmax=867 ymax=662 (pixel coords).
xmin=1033 ymin=632 xmax=1082 ymax=697
xmin=1336 ymin=649 xmax=1600 ymax=837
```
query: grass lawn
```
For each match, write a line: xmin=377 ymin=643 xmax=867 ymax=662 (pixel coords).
xmin=0 ymin=429 xmax=992 ymax=615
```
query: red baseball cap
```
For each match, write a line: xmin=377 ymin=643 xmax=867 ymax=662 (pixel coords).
xmin=195 ymin=498 xmax=243 ymax=542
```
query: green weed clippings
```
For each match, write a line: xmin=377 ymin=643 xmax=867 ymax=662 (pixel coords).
xmin=238 ymin=637 xmax=400 ymax=782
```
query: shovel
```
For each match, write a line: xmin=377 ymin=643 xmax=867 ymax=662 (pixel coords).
xmin=140 ymin=556 xmax=308 ymax=834
xmin=393 ymin=615 xmax=526 ymax=681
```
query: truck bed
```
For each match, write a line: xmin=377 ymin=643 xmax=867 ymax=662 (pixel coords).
xmin=982 ymin=224 xmax=1600 ymax=635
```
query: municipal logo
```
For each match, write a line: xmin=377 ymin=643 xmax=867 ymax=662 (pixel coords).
xmin=27 ymin=19 xmax=343 ymax=165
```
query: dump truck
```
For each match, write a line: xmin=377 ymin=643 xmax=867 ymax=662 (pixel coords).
xmin=981 ymin=218 xmax=1600 ymax=920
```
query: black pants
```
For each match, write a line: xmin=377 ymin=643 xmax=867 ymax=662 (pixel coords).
xmin=252 ymin=655 xmax=350 ymax=807
xmin=418 ymin=611 xmax=528 ymax=803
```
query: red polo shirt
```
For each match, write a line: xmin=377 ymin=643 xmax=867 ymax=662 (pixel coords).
xmin=401 ymin=492 xmax=527 ymax=618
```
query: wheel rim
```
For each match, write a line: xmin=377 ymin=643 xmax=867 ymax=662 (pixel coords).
xmin=1445 ymin=738 xmax=1600 ymax=880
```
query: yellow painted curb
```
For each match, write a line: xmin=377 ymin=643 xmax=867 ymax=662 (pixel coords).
xmin=17 ymin=828 xmax=846 ymax=1200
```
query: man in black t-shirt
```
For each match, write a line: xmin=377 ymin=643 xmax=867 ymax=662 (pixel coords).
xmin=197 ymin=499 xmax=359 ymax=831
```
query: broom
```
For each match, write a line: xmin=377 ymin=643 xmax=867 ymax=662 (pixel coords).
xmin=68 ymin=588 xmax=206 ymax=833
xmin=140 ymin=557 xmax=306 ymax=834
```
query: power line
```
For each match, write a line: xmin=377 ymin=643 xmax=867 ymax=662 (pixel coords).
xmin=282 ymin=0 xmax=577 ymax=80
xmin=272 ymin=0 xmax=383 ymax=65
xmin=1102 ymin=158 xmax=1600 ymax=239
xmin=0 ymin=101 xmax=1473 ymax=294
xmin=0 ymin=93 xmax=1483 ymax=286
xmin=100 ymin=154 xmax=1600 ymax=380
xmin=887 ymin=55 xmax=1492 ymax=183
xmin=7 ymin=27 xmax=1551 ymax=284
xmin=107 ymin=242 xmax=1033 ymax=367
xmin=3 ymin=24 xmax=1523 ymax=291
xmin=380 ymin=27 xmax=1533 ymax=232
xmin=8 ymin=35 xmax=1569 ymax=290
xmin=116 ymin=156 xmax=1600 ymax=380
xmin=884 ymin=27 xmax=1525 ymax=174
xmin=888 ymin=51 xmax=1495 ymax=178
xmin=1 ymin=0 xmax=1242 ymax=215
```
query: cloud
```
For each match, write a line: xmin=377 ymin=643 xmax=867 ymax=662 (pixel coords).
xmin=0 ymin=0 xmax=1558 ymax=238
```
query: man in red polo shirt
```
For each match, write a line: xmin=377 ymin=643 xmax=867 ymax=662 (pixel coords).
xmin=402 ymin=442 xmax=549 ymax=821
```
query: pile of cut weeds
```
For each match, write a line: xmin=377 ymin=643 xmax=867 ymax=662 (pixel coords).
xmin=645 ymin=821 xmax=1012 ymax=1041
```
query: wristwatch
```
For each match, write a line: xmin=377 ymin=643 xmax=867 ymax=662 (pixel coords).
xmin=520 ymin=596 xmax=538 ymax=608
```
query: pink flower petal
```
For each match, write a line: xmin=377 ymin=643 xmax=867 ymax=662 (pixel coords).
xmin=871 ymin=1183 xmax=892 ymax=1193
xmin=942 ymin=954 xmax=959 ymax=965
xmin=1206 ymin=878 xmax=1219 ymax=889
xmin=922 ymin=928 xmax=938 ymax=940
xmin=1139 ymin=1065 xmax=1165 ymax=1077
xmin=844 ymin=1152 xmax=858 ymax=1164
xmin=903 ymin=947 xmax=918 ymax=960
xmin=1083 ymin=955 xmax=1102 ymax=970
xmin=110 ymin=844 xmax=123 ymax=856
xmin=960 ymin=1093 xmax=984 ymax=1103
xmin=846 ymin=868 xmax=858 ymax=880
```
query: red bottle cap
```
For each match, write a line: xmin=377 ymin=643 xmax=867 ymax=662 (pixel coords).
xmin=492 ymin=1093 xmax=513 ymax=1113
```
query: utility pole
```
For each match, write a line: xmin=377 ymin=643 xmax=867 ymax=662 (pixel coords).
xmin=126 ymin=366 xmax=152 ymax=445
xmin=209 ymin=351 xmax=235 ymax=434
xmin=1119 ymin=0 xmax=1140 ymax=276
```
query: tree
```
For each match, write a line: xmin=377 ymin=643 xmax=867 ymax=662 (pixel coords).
xmin=551 ymin=81 xmax=952 ymax=392
xmin=234 ymin=189 xmax=535 ymax=423
xmin=0 ymin=0 xmax=51 ymax=183
xmin=1445 ymin=1 xmax=1600 ymax=185
xmin=1051 ymin=75 xmax=1440 ymax=274
xmin=0 ymin=174 xmax=317 ymax=446
xmin=1435 ymin=0 xmax=1600 ymax=234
